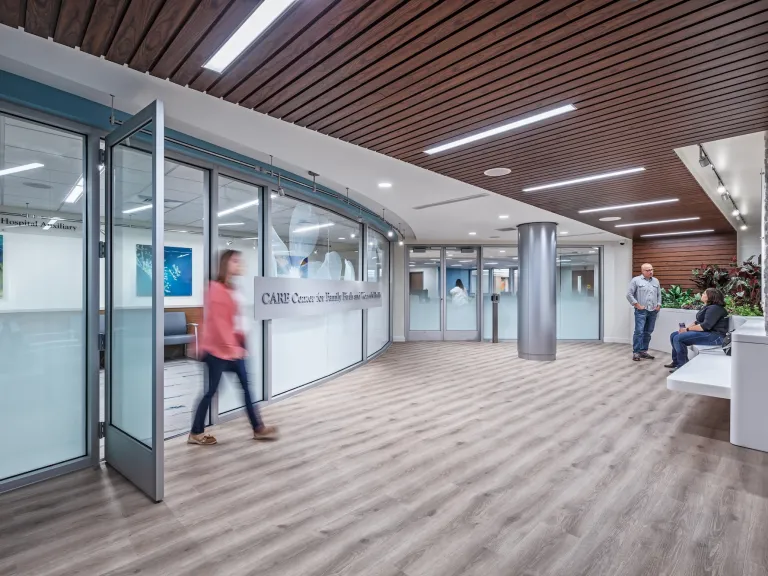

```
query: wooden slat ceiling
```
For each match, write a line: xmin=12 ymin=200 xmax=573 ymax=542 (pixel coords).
xmin=4 ymin=0 xmax=768 ymax=238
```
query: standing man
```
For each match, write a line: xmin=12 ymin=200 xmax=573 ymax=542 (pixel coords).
xmin=627 ymin=263 xmax=662 ymax=361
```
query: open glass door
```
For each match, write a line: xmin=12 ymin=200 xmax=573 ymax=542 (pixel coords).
xmin=104 ymin=101 xmax=165 ymax=501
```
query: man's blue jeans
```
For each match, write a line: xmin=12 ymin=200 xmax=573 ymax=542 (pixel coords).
xmin=669 ymin=331 xmax=724 ymax=367
xmin=632 ymin=309 xmax=658 ymax=353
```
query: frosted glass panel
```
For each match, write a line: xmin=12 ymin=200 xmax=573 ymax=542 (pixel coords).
xmin=217 ymin=176 xmax=263 ymax=413
xmin=408 ymin=248 xmax=441 ymax=331
xmin=272 ymin=311 xmax=363 ymax=396
xmin=557 ymin=247 xmax=600 ymax=340
xmin=0 ymin=115 xmax=87 ymax=480
xmin=367 ymin=229 xmax=390 ymax=356
xmin=445 ymin=247 xmax=477 ymax=330
xmin=111 ymin=144 xmax=153 ymax=446
xmin=482 ymin=247 xmax=519 ymax=340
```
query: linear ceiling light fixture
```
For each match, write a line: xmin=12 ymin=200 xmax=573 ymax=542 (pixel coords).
xmin=218 ymin=222 xmax=245 ymax=227
xmin=0 ymin=162 xmax=45 ymax=177
xmin=123 ymin=204 xmax=153 ymax=214
xmin=579 ymin=198 xmax=678 ymax=213
xmin=218 ymin=198 xmax=259 ymax=217
xmin=523 ymin=167 xmax=645 ymax=192
xmin=641 ymin=229 xmax=715 ymax=237
xmin=65 ymin=165 xmax=105 ymax=203
xmin=204 ymin=0 xmax=299 ymax=73
xmin=42 ymin=217 xmax=59 ymax=231
xmin=424 ymin=104 xmax=576 ymax=155
xmin=294 ymin=222 xmax=334 ymax=233
xmin=615 ymin=217 xmax=700 ymax=228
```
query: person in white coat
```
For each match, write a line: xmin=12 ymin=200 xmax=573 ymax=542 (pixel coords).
xmin=449 ymin=278 xmax=469 ymax=306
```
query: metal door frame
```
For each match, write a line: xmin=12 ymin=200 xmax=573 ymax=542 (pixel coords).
xmin=104 ymin=100 xmax=165 ymax=502
xmin=405 ymin=245 xmax=480 ymax=341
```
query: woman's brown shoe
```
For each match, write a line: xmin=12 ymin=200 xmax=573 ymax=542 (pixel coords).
xmin=188 ymin=433 xmax=217 ymax=445
xmin=253 ymin=425 xmax=279 ymax=441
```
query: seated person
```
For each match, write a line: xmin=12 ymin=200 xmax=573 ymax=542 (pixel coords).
xmin=666 ymin=288 xmax=729 ymax=372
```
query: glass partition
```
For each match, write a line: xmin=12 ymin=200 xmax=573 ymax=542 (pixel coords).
xmin=367 ymin=228 xmax=389 ymax=356
xmin=270 ymin=195 xmax=362 ymax=396
xmin=217 ymin=175 xmax=263 ymax=413
xmin=557 ymin=247 xmax=600 ymax=339
xmin=0 ymin=114 xmax=87 ymax=480
xmin=445 ymin=247 xmax=477 ymax=331
xmin=408 ymin=247 xmax=441 ymax=332
xmin=482 ymin=247 xmax=519 ymax=340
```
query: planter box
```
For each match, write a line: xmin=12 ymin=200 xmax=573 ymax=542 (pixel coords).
xmin=635 ymin=309 xmax=751 ymax=354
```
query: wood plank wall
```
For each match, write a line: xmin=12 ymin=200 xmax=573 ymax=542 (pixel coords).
xmin=632 ymin=233 xmax=737 ymax=290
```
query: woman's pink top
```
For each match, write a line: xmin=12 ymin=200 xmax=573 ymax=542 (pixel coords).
xmin=199 ymin=281 xmax=245 ymax=360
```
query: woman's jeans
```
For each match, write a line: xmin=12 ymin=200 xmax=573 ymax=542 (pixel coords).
xmin=191 ymin=354 xmax=263 ymax=434
xmin=669 ymin=331 xmax=724 ymax=367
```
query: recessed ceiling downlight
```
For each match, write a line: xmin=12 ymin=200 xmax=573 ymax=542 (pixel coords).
xmin=599 ymin=216 xmax=622 ymax=222
xmin=484 ymin=168 xmax=511 ymax=177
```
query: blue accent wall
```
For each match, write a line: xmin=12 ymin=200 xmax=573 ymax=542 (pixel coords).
xmin=0 ymin=70 xmax=395 ymax=236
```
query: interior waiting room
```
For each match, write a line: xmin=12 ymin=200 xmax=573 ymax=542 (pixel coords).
xmin=1 ymin=1 xmax=767 ymax=575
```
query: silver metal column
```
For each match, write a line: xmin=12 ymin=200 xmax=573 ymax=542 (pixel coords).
xmin=518 ymin=222 xmax=557 ymax=361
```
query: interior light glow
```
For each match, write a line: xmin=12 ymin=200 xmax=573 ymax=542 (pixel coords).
xmin=294 ymin=222 xmax=334 ymax=233
xmin=615 ymin=217 xmax=700 ymax=228
xmin=218 ymin=198 xmax=259 ymax=217
xmin=65 ymin=165 xmax=106 ymax=204
xmin=0 ymin=162 xmax=44 ymax=177
xmin=42 ymin=217 xmax=59 ymax=231
xmin=203 ymin=0 xmax=298 ymax=73
xmin=732 ymin=209 xmax=740 ymax=216
xmin=641 ymin=229 xmax=715 ymax=237
xmin=579 ymin=198 xmax=678 ymax=213
xmin=740 ymin=224 xmax=748 ymax=230
xmin=717 ymin=184 xmax=726 ymax=194
xmin=469 ymin=232 xmax=477 ymax=236
xmin=499 ymin=215 xmax=509 ymax=219
xmin=559 ymin=231 xmax=568 ymax=235
xmin=123 ymin=204 xmax=153 ymax=214
xmin=424 ymin=104 xmax=576 ymax=154
xmin=218 ymin=222 xmax=245 ymax=227
xmin=378 ymin=182 xmax=392 ymax=189
xmin=524 ymin=167 xmax=645 ymax=192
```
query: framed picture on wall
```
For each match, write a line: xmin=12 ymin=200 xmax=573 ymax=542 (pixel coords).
xmin=136 ymin=244 xmax=192 ymax=297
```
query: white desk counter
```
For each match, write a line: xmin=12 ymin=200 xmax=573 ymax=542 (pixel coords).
xmin=730 ymin=318 xmax=768 ymax=453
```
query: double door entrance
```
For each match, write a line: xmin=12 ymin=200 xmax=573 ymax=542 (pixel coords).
xmin=406 ymin=246 xmax=479 ymax=341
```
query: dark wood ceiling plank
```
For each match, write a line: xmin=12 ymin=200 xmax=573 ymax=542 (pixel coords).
xmin=130 ymin=0 xmax=200 ymax=72
xmin=406 ymin=53 xmax=768 ymax=170
xmin=199 ymin=0 xmax=345 ymax=97
xmin=373 ymin=3 xmax=767 ymax=157
xmin=270 ymin=0 xmax=538 ymax=121
xmin=330 ymin=0 xmax=675 ymax=140
xmin=240 ymin=0 xmax=440 ymax=112
xmin=170 ymin=0 xmax=260 ymax=87
xmin=0 ymin=0 xmax=25 ymax=28
xmin=227 ymin=0 xmax=411 ymax=107
xmin=405 ymin=39 xmax=768 ymax=166
xmin=421 ymin=64 xmax=768 ymax=174
xmin=150 ymin=0 xmax=234 ymax=80
xmin=436 ymin=104 xmax=768 ymax=183
xmin=360 ymin=5 xmax=768 ymax=151
xmin=54 ymin=0 xmax=97 ymax=48
xmin=24 ymin=0 xmax=61 ymax=38
xmin=105 ymin=0 xmax=167 ymax=64
xmin=80 ymin=0 xmax=130 ymax=56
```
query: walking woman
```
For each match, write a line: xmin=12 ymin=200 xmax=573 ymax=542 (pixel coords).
xmin=189 ymin=249 xmax=277 ymax=445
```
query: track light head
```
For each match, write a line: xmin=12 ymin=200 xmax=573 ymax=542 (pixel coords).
xmin=717 ymin=183 xmax=726 ymax=194
xmin=698 ymin=147 xmax=711 ymax=168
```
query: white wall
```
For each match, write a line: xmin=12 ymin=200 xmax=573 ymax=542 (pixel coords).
xmin=738 ymin=228 xmax=761 ymax=262
xmin=603 ymin=241 xmax=634 ymax=345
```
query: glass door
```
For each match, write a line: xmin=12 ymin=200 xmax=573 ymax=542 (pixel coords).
xmin=406 ymin=247 xmax=479 ymax=341
xmin=104 ymin=101 xmax=165 ymax=502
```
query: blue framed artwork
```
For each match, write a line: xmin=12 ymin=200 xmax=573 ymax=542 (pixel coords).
xmin=136 ymin=244 xmax=192 ymax=297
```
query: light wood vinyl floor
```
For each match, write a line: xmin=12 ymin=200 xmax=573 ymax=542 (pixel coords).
xmin=2 ymin=342 xmax=768 ymax=576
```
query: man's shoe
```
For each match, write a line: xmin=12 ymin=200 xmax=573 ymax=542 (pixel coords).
xmin=664 ymin=362 xmax=676 ymax=368
xmin=632 ymin=353 xmax=642 ymax=362
xmin=669 ymin=367 xmax=678 ymax=373
xmin=640 ymin=352 xmax=655 ymax=360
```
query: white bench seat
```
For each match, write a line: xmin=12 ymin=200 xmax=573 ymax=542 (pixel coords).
xmin=666 ymin=352 xmax=731 ymax=399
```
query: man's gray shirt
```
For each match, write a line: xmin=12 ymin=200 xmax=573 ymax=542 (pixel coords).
xmin=626 ymin=275 xmax=661 ymax=310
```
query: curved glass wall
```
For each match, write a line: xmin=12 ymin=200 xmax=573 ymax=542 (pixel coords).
xmin=270 ymin=195 xmax=364 ymax=396
xmin=217 ymin=175 xmax=263 ymax=414
xmin=367 ymin=228 xmax=389 ymax=356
